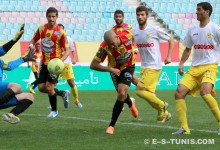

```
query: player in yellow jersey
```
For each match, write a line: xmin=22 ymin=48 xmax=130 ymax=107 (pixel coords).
xmin=58 ymin=24 xmax=83 ymax=108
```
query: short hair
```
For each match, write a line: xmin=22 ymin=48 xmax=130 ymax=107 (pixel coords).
xmin=58 ymin=23 xmax=64 ymax=29
xmin=104 ymin=30 xmax=116 ymax=43
xmin=46 ymin=7 xmax=58 ymax=16
xmin=197 ymin=2 xmax=212 ymax=16
xmin=114 ymin=10 xmax=124 ymax=17
xmin=136 ymin=5 xmax=148 ymax=16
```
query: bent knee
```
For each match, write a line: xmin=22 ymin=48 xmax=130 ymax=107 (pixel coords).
xmin=175 ymin=90 xmax=186 ymax=99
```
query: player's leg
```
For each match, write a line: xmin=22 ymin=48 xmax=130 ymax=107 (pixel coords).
xmin=0 ymin=82 xmax=21 ymax=105
xmin=200 ymin=66 xmax=220 ymax=135
xmin=172 ymin=84 xmax=190 ymax=135
xmin=135 ymin=68 xmax=171 ymax=123
xmin=131 ymin=71 xmax=138 ymax=86
xmin=1 ymin=93 xmax=34 ymax=124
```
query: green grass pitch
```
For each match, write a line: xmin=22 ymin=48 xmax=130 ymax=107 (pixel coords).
xmin=0 ymin=90 xmax=219 ymax=149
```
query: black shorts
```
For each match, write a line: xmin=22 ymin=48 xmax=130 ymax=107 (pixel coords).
xmin=38 ymin=65 xmax=59 ymax=84
xmin=110 ymin=65 xmax=135 ymax=91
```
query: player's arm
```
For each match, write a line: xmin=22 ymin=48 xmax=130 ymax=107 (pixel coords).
xmin=72 ymin=50 xmax=76 ymax=65
xmin=3 ymin=48 xmax=35 ymax=71
xmin=178 ymin=47 xmax=192 ymax=76
xmin=164 ymin=37 xmax=175 ymax=65
xmin=60 ymin=33 xmax=70 ymax=61
xmin=1 ymin=24 xmax=24 ymax=56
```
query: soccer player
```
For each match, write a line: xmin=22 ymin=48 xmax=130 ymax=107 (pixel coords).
xmin=57 ymin=24 xmax=83 ymax=108
xmin=0 ymin=48 xmax=35 ymax=124
xmin=28 ymin=7 xmax=70 ymax=118
xmin=112 ymin=10 xmax=139 ymax=86
xmin=90 ymin=30 xmax=138 ymax=134
xmin=0 ymin=24 xmax=24 ymax=57
xmin=172 ymin=2 xmax=220 ymax=135
xmin=131 ymin=6 xmax=174 ymax=123
xmin=28 ymin=42 xmax=42 ymax=94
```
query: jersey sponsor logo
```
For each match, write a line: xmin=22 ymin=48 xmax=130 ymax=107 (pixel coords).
xmin=193 ymin=33 xmax=198 ymax=36
xmin=125 ymin=40 xmax=131 ymax=46
xmin=137 ymin=43 xmax=154 ymax=48
xmin=194 ymin=44 xmax=214 ymax=50
xmin=123 ymin=27 xmax=129 ymax=30
xmin=116 ymin=50 xmax=132 ymax=64
xmin=42 ymin=38 xmax=54 ymax=47
xmin=54 ymin=31 xmax=61 ymax=36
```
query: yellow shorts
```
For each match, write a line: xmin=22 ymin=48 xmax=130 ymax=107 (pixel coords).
xmin=137 ymin=68 xmax=161 ymax=93
xmin=60 ymin=64 xmax=74 ymax=80
xmin=180 ymin=64 xmax=218 ymax=97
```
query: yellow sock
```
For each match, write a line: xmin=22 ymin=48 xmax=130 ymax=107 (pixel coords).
xmin=202 ymin=94 xmax=220 ymax=122
xmin=71 ymin=86 xmax=79 ymax=101
xmin=135 ymin=90 xmax=164 ymax=110
xmin=176 ymin=99 xmax=189 ymax=131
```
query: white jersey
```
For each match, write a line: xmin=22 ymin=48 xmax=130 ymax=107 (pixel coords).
xmin=64 ymin=36 xmax=75 ymax=64
xmin=184 ymin=22 xmax=220 ymax=66
xmin=131 ymin=24 xmax=171 ymax=69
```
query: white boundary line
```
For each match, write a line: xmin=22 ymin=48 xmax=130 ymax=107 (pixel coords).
xmin=23 ymin=113 xmax=217 ymax=134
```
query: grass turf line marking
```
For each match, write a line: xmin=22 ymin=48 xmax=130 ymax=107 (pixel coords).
xmin=23 ymin=113 xmax=218 ymax=134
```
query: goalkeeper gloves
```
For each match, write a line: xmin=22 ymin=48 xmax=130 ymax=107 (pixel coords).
xmin=13 ymin=24 xmax=25 ymax=42
xmin=22 ymin=47 xmax=35 ymax=62
xmin=2 ymin=24 xmax=25 ymax=53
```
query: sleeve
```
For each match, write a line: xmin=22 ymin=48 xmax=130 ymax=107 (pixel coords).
xmin=183 ymin=27 xmax=193 ymax=48
xmin=68 ymin=37 xmax=74 ymax=52
xmin=157 ymin=29 xmax=171 ymax=41
xmin=2 ymin=57 xmax=24 ymax=71
xmin=215 ymin=25 xmax=220 ymax=43
xmin=94 ymin=43 xmax=107 ymax=63
xmin=0 ymin=46 xmax=6 ymax=57
xmin=60 ymin=31 xmax=69 ymax=49
xmin=32 ymin=26 xmax=42 ymax=43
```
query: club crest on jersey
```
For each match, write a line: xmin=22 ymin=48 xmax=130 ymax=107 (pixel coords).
xmin=54 ymin=31 xmax=61 ymax=36
xmin=206 ymin=33 xmax=212 ymax=39
xmin=146 ymin=34 xmax=150 ymax=39
xmin=119 ymin=48 xmax=126 ymax=53
xmin=46 ymin=33 xmax=51 ymax=38
xmin=125 ymin=40 xmax=131 ymax=46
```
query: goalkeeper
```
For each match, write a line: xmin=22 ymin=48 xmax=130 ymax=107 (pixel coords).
xmin=0 ymin=33 xmax=36 ymax=124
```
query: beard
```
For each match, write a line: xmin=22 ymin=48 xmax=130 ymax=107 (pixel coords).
xmin=116 ymin=20 xmax=123 ymax=26
xmin=138 ymin=19 xmax=147 ymax=26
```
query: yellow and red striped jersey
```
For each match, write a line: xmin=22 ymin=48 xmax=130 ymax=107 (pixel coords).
xmin=32 ymin=50 xmax=42 ymax=72
xmin=32 ymin=24 xmax=69 ymax=64
xmin=94 ymin=30 xmax=135 ymax=70
xmin=112 ymin=23 xmax=133 ymax=34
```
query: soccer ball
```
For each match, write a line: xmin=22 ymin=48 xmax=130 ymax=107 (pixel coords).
xmin=47 ymin=58 xmax=64 ymax=75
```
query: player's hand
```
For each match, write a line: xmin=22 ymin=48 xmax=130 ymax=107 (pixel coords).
xmin=109 ymin=67 xmax=121 ymax=76
xmin=164 ymin=57 xmax=171 ymax=65
xmin=22 ymin=47 xmax=35 ymax=62
xmin=72 ymin=60 xmax=76 ymax=65
xmin=13 ymin=24 xmax=25 ymax=42
xmin=178 ymin=64 xmax=184 ymax=76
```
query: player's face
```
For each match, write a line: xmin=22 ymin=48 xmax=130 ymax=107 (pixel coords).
xmin=107 ymin=36 xmax=119 ymax=50
xmin=46 ymin=12 xmax=58 ymax=28
xmin=196 ymin=6 xmax=209 ymax=21
xmin=136 ymin=11 xmax=147 ymax=26
xmin=114 ymin=14 xmax=124 ymax=26
xmin=35 ymin=44 xmax=40 ymax=52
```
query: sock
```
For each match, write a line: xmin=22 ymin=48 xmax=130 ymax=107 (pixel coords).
xmin=176 ymin=99 xmax=189 ymax=131
xmin=10 ymin=99 xmax=33 ymax=116
xmin=109 ymin=100 xmax=124 ymax=127
xmin=124 ymin=94 xmax=132 ymax=108
xmin=135 ymin=90 xmax=164 ymax=110
xmin=0 ymin=89 xmax=15 ymax=105
xmin=202 ymin=94 xmax=220 ymax=122
xmin=54 ymin=88 xmax=65 ymax=97
xmin=32 ymin=80 xmax=38 ymax=89
xmin=71 ymin=86 xmax=79 ymax=101
xmin=49 ymin=93 xmax=57 ymax=111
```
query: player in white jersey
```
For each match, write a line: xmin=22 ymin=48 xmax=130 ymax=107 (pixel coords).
xmin=172 ymin=2 xmax=220 ymax=135
xmin=56 ymin=24 xmax=83 ymax=108
xmin=131 ymin=6 xmax=174 ymax=123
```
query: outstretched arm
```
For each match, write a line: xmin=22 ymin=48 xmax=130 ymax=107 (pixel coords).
xmin=1 ymin=24 xmax=25 ymax=55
